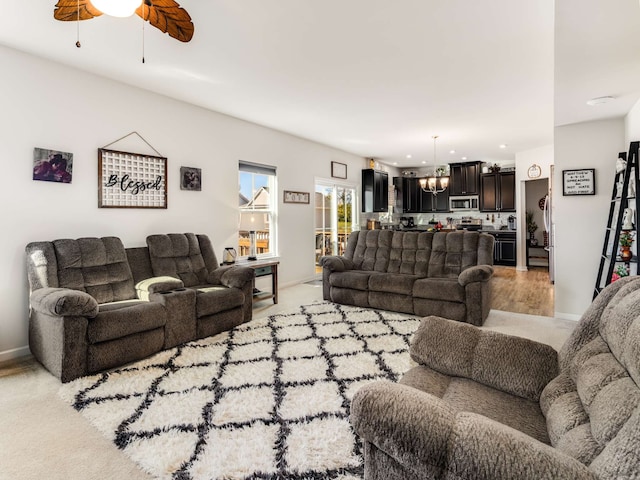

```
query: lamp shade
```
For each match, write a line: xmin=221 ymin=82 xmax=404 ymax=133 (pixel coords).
xmin=239 ymin=212 xmax=267 ymax=232
xmin=91 ymin=0 xmax=142 ymax=17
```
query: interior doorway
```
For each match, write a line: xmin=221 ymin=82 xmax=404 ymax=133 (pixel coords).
xmin=524 ymin=178 xmax=550 ymax=270
xmin=315 ymin=180 xmax=358 ymax=274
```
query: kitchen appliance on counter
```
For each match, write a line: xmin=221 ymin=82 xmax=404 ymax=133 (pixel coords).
xmin=508 ymin=215 xmax=516 ymax=230
xmin=449 ymin=195 xmax=479 ymax=211
xmin=366 ymin=219 xmax=381 ymax=230
xmin=456 ymin=216 xmax=483 ymax=231
xmin=399 ymin=216 xmax=415 ymax=229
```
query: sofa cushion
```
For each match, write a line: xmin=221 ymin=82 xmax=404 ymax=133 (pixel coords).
xmin=193 ymin=285 xmax=245 ymax=317
xmin=387 ymin=232 xmax=432 ymax=276
xmin=412 ymin=277 xmax=465 ymax=302
xmin=540 ymin=283 xmax=640 ymax=467
xmin=88 ymin=300 xmax=166 ymax=343
xmin=329 ymin=271 xmax=376 ymax=291
xmin=401 ymin=366 xmax=549 ymax=444
xmin=53 ymin=237 xmax=136 ymax=304
xmin=368 ymin=273 xmax=420 ymax=295
xmin=147 ymin=233 xmax=209 ymax=287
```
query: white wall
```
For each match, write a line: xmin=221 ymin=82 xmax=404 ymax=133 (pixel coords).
xmin=0 ymin=46 xmax=363 ymax=361
xmin=554 ymin=119 xmax=625 ymax=319
xmin=626 ymin=97 xmax=640 ymax=144
xmin=515 ymin=145 xmax=553 ymax=270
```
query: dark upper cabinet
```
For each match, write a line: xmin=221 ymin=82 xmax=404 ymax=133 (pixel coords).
xmin=480 ymin=171 xmax=515 ymax=212
xmin=422 ymin=180 xmax=450 ymax=212
xmin=396 ymin=176 xmax=450 ymax=213
xmin=362 ymin=169 xmax=388 ymax=212
xmin=449 ymin=161 xmax=481 ymax=196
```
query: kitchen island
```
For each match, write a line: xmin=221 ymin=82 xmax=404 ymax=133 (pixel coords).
xmin=480 ymin=228 xmax=516 ymax=266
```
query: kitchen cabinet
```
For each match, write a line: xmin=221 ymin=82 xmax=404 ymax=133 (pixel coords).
xmin=362 ymin=169 xmax=388 ymax=212
xmin=480 ymin=172 xmax=515 ymax=212
xmin=396 ymin=177 xmax=449 ymax=213
xmin=484 ymin=231 xmax=516 ymax=266
xmin=449 ymin=161 xmax=481 ymax=196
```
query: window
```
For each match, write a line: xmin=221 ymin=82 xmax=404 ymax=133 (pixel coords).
xmin=239 ymin=161 xmax=277 ymax=258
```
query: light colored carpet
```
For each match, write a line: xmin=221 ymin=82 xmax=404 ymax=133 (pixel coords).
xmin=0 ymin=282 xmax=576 ymax=480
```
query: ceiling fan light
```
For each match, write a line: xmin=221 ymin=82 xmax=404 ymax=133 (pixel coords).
xmin=91 ymin=0 xmax=142 ymax=17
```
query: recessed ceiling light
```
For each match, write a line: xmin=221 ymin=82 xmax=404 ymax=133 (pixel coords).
xmin=461 ymin=156 xmax=467 ymax=160
xmin=422 ymin=161 xmax=426 ymax=164
xmin=449 ymin=150 xmax=456 ymax=154
xmin=499 ymin=144 xmax=507 ymax=149
xmin=406 ymin=154 xmax=412 ymax=159
xmin=393 ymin=162 xmax=398 ymax=165
xmin=586 ymin=96 xmax=615 ymax=106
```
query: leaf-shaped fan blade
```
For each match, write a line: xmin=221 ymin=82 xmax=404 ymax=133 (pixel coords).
xmin=54 ymin=0 xmax=103 ymax=21
xmin=136 ymin=0 xmax=194 ymax=42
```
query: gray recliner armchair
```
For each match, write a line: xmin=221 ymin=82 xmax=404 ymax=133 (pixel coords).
xmin=350 ymin=275 xmax=640 ymax=479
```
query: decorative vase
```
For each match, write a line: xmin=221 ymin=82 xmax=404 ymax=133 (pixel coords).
xmin=620 ymin=245 xmax=633 ymax=262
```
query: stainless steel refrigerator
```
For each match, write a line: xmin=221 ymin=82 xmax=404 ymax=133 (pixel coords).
xmin=543 ymin=167 xmax=555 ymax=283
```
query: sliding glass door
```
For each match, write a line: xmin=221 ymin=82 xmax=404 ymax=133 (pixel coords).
xmin=315 ymin=180 xmax=358 ymax=273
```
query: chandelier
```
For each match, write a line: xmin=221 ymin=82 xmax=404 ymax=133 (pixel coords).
xmin=419 ymin=135 xmax=449 ymax=195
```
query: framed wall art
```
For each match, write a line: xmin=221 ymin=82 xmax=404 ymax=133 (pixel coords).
xmin=180 ymin=166 xmax=201 ymax=191
xmin=562 ymin=168 xmax=595 ymax=196
xmin=331 ymin=161 xmax=347 ymax=179
xmin=33 ymin=147 xmax=73 ymax=184
xmin=283 ymin=190 xmax=310 ymax=204
xmin=98 ymin=148 xmax=167 ymax=208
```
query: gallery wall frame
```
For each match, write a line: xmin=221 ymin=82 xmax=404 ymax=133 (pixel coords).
xmin=33 ymin=147 xmax=73 ymax=184
xmin=562 ymin=168 xmax=595 ymax=196
xmin=180 ymin=166 xmax=202 ymax=191
xmin=98 ymin=148 xmax=168 ymax=208
xmin=283 ymin=190 xmax=310 ymax=204
xmin=331 ymin=161 xmax=347 ymax=179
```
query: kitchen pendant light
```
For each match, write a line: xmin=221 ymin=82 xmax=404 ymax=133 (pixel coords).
xmin=419 ymin=135 xmax=449 ymax=195
xmin=91 ymin=0 xmax=142 ymax=17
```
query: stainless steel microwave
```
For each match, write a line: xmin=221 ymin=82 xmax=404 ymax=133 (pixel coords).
xmin=449 ymin=196 xmax=479 ymax=211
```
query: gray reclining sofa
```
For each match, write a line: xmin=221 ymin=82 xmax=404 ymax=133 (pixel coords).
xmin=26 ymin=233 xmax=254 ymax=382
xmin=351 ymin=275 xmax=640 ymax=479
xmin=321 ymin=230 xmax=495 ymax=325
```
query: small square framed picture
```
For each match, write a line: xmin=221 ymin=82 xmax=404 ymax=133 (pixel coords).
xmin=331 ymin=161 xmax=347 ymax=179
xmin=180 ymin=167 xmax=202 ymax=191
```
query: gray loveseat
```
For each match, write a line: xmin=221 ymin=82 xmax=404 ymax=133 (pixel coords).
xmin=351 ymin=275 xmax=640 ymax=479
xmin=26 ymin=233 xmax=254 ymax=382
xmin=321 ymin=230 xmax=495 ymax=325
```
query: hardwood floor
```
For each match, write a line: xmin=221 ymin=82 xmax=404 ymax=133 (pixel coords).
xmin=491 ymin=266 xmax=554 ymax=317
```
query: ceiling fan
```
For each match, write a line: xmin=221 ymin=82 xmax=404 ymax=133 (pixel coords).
xmin=54 ymin=0 xmax=194 ymax=43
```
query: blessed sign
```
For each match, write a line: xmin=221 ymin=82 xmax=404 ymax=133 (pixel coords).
xmin=562 ymin=169 xmax=595 ymax=196
xmin=98 ymin=148 xmax=168 ymax=208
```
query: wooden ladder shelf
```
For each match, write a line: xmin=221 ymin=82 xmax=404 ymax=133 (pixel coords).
xmin=594 ymin=141 xmax=640 ymax=299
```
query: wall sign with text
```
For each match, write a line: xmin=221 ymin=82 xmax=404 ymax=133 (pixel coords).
xmin=98 ymin=148 xmax=168 ymax=208
xmin=562 ymin=168 xmax=595 ymax=196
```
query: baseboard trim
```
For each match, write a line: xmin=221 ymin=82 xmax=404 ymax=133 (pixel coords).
xmin=554 ymin=312 xmax=581 ymax=322
xmin=0 ymin=346 xmax=31 ymax=364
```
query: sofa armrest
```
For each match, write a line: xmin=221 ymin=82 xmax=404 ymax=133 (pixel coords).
xmin=135 ymin=276 xmax=184 ymax=300
xmin=351 ymin=382 xmax=596 ymax=480
xmin=410 ymin=316 xmax=558 ymax=401
xmin=320 ymin=255 xmax=354 ymax=272
xmin=29 ymin=287 xmax=99 ymax=318
xmin=207 ymin=265 xmax=255 ymax=289
xmin=458 ymin=264 xmax=494 ymax=286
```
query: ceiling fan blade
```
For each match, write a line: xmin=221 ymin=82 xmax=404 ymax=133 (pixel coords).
xmin=136 ymin=0 xmax=194 ymax=43
xmin=54 ymin=0 xmax=103 ymax=21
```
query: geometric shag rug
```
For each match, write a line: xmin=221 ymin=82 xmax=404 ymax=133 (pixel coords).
xmin=58 ymin=302 xmax=420 ymax=480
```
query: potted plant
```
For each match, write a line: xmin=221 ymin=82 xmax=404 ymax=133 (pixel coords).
xmin=619 ymin=231 xmax=635 ymax=262
xmin=526 ymin=210 xmax=538 ymax=242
